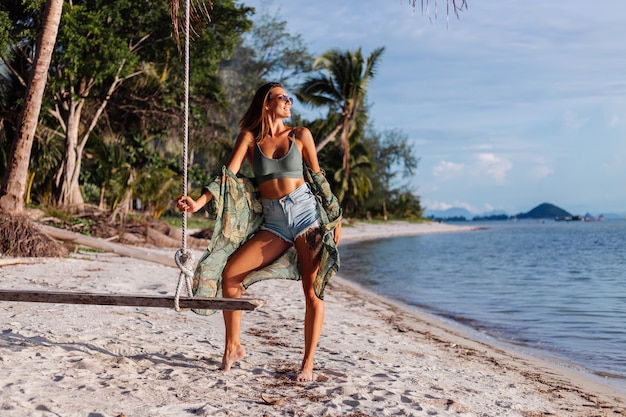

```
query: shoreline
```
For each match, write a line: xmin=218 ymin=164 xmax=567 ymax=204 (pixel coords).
xmin=339 ymin=219 xmax=482 ymax=245
xmin=332 ymin=274 xmax=626 ymax=399
xmin=0 ymin=221 xmax=625 ymax=416
xmin=339 ymin=220 xmax=626 ymax=393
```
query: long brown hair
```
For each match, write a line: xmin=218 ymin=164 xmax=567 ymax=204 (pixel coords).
xmin=238 ymin=82 xmax=282 ymax=143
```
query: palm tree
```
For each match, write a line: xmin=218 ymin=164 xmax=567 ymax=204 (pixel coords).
xmin=296 ymin=46 xmax=385 ymax=175
xmin=332 ymin=142 xmax=373 ymax=215
xmin=0 ymin=0 xmax=62 ymax=214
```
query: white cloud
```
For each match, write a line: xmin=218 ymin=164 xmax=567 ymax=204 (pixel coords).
xmin=529 ymin=164 xmax=555 ymax=180
xmin=422 ymin=199 xmax=453 ymax=211
xmin=608 ymin=114 xmax=620 ymax=128
xmin=432 ymin=160 xmax=464 ymax=180
xmin=563 ymin=110 xmax=590 ymax=131
xmin=475 ymin=153 xmax=512 ymax=183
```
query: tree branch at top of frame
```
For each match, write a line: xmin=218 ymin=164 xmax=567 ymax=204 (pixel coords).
xmin=170 ymin=0 xmax=214 ymax=54
xmin=408 ymin=0 xmax=469 ymax=23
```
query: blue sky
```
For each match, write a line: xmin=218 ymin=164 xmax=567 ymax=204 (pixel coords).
xmin=242 ymin=0 xmax=626 ymax=216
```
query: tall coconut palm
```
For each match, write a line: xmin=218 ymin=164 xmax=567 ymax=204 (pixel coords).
xmin=332 ymin=142 xmax=373 ymax=215
xmin=296 ymin=46 xmax=385 ymax=175
xmin=0 ymin=0 xmax=62 ymax=214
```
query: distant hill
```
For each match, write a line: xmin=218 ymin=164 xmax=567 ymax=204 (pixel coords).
xmin=423 ymin=207 xmax=473 ymax=220
xmin=480 ymin=210 xmax=508 ymax=217
xmin=516 ymin=202 xmax=571 ymax=219
xmin=601 ymin=213 xmax=626 ymax=220
xmin=425 ymin=202 xmax=623 ymax=221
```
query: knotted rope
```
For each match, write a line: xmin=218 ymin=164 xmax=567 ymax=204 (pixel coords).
xmin=174 ymin=0 xmax=194 ymax=311
xmin=174 ymin=247 xmax=194 ymax=311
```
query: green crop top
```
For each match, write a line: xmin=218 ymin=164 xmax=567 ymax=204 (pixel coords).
xmin=253 ymin=130 xmax=304 ymax=184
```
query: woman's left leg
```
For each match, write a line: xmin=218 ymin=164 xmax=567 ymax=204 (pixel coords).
xmin=294 ymin=226 xmax=324 ymax=382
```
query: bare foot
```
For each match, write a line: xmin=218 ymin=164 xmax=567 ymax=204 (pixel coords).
xmin=220 ymin=345 xmax=246 ymax=371
xmin=295 ymin=369 xmax=314 ymax=382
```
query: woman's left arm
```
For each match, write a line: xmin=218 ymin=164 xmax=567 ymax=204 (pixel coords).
xmin=298 ymin=127 xmax=341 ymax=245
xmin=298 ymin=127 xmax=321 ymax=174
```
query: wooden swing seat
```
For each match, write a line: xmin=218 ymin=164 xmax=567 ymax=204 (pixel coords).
xmin=0 ymin=289 xmax=264 ymax=310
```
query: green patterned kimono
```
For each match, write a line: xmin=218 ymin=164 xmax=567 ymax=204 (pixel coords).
xmin=191 ymin=165 xmax=342 ymax=315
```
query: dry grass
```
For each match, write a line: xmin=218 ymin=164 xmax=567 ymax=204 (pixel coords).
xmin=0 ymin=212 xmax=67 ymax=257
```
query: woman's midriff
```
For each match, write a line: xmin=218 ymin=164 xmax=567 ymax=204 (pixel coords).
xmin=258 ymin=177 xmax=306 ymax=200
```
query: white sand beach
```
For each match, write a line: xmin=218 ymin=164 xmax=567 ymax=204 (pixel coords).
xmin=1 ymin=221 xmax=625 ymax=416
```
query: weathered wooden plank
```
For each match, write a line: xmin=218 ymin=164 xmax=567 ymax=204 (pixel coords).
xmin=37 ymin=224 xmax=177 ymax=267
xmin=0 ymin=290 xmax=264 ymax=310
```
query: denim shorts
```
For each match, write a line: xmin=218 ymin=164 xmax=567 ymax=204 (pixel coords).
xmin=260 ymin=182 xmax=321 ymax=244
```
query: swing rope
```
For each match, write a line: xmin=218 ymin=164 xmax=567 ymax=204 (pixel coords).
xmin=174 ymin=0 xmax=195 ymax=312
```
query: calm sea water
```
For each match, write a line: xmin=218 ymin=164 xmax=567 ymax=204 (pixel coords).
xmin=339 ymin=220 xmax=626 ymax=391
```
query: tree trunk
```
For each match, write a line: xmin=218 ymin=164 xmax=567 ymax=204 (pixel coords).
xmin=0 ymin=0 xmax=63 ymax=214
xmin=54 ymin=100 xmax=86 ymax=210
xmin=382 ymin=199 xmax=388 ymax=221
xmin=315 ymin=123 xmax=343 ymax=153
xmin=340 ymin=117 xmax=351 ymax=174
xmin=51 ymin=60 xmax=129 ymax=211
xmin=99 ymin=185 xmax=107 ymax=210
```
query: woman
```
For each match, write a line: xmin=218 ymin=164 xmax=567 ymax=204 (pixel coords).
xmin=177 ymin=82 xmax=341 ymax=382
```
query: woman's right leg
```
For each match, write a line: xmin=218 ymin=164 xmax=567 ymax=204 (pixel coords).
xmin=220 ymin=230 xmax=291 ymax=371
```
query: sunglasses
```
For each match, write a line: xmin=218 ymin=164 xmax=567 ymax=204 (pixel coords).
xmin=272 ymin=94 xmax=293 ymax=104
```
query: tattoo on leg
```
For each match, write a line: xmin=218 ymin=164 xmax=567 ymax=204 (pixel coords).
xmin=304 ymin=226 xmax=323 ymax=263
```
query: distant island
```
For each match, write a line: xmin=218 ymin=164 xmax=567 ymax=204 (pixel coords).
xmin=425 ymin=202 xmax=622 ymax=222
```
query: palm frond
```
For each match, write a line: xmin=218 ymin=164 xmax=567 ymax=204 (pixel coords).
xmin=409 ymin=0 xmax=468 ymax=22
xmin=170 ymin=0 xmax=213 ymax=54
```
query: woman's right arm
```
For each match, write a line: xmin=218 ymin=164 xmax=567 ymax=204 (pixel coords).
xmin=176 ymin=193 xmax=211 ymax=213
xmin=176 ymin=131 xmax=253 ymax=213
xmin=224 ymin=131 xmax=254 ymax=173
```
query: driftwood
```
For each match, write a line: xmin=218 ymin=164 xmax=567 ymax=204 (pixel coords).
xmin=145 ymin=226 xmax=181 ymax=248
xmin=0 ymin=258 xmax=54 ymax=267
xmin=38 ymin=224 xmax=177 ymax=267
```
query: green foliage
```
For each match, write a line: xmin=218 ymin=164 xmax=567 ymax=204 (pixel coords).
xmin=243 ymin=10 xmax=313 ymax=90
xmin=81 ymin=134 xmax=182 ymax=218
xmin=298 ymin=46 xmax=385 ymax=114
xmin=0 ymin=9 xmax=11 ymax=56
xmin=296 ymin=46 xmax=400 ymax=217
xmin=43 ymin=205 xmax=96 ymax=232
xmin=386 ymin=189 xmax=424 ymax=220
xmin=162 ymin=215 xmax=214 ymax=231
xmin=358 ymin=128 xmax=422 ymax=219
xmin=299 ymin=47 xmax=422 ymax=219
xmin=219 ymin=9 xmax=314 ymax=140
xmin=1 ymin=0 xmax=253 ymax=210
xmin=1 ymin=1 xmax=425 ymax=222
xmin=27 ymin=128 xmax=65 ymax=204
